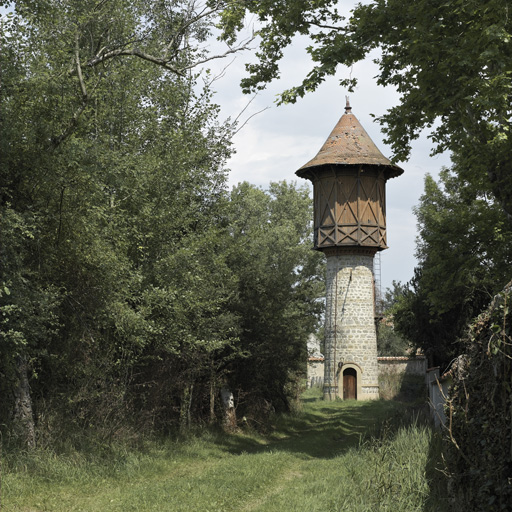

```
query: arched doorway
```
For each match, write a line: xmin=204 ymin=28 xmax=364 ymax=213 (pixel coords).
xmin=343 ymin=367 xmax=357 ymax=400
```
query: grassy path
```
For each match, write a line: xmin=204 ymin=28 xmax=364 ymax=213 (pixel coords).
xmin=1 ymin=392 xmax=448 ymax=511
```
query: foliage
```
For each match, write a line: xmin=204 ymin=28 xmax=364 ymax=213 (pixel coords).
xmin=377 ymin=321 xmax=410 ymax=356
xmin=391 ymin=271 xmax=458 ymax=368
xmin=446 ymin=282 xmax=512 ymax=511
xmin=377 ymin=283 xmax=412 ymax=356
xmin=391 ymin=170 xmax=512 ymax=367
xmin=414 ymin=171 xmax=512 ymax=315
xmin=0 ymin=1 xmax=323 ymax=444
xmin=226 ymin=182 xmax=324 ymax=416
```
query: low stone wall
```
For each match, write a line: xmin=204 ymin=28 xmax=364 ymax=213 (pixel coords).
xmin=377 ymin=356 xmax=427 ymax=376
xmin=378 ymin=356 xmax=428 ymax=400
xmin=307 ymin=357 xmax=324 ymax=388
xmin=307 ymin=356 xmax=428 ymax=392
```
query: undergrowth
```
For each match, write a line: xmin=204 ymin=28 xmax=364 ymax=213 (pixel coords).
xmin=1 ymin=393 xmax=449 ymax=511
xmin=446 ymin=282 xmax=512 ymax=511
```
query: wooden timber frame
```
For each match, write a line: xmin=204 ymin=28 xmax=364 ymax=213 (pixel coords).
xmin=302 ymin=164 xmax=388 ymax=251
xmin=295 ymin=101 xmax=404 ymax=253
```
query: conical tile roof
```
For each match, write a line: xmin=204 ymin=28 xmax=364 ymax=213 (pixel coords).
xmin=296 ymin=102 xmax=404 ymax=179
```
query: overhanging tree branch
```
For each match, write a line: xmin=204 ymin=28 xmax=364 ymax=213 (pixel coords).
xmin=75 ymin=31 xmax=88 ymax=100
xmin=87 ymin=47 xmax=187 ymax=76
xmin=181 ymin=36 xmax=254 ymax=71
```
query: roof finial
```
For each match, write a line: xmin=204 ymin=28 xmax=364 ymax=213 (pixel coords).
xmin=345 ymin=96 xmax=352 ymax=114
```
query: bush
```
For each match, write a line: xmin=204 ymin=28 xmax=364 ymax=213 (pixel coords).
xmin=446 ymin=282 xmax=512 ymax=511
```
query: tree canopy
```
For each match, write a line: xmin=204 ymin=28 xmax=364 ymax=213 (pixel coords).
xmin=391 ymin=169 xmax=512 ymax=366
xmin=0 ymin=0 xmax=324 ymax=447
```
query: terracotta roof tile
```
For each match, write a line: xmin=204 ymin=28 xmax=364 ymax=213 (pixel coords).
xmin=296 ymin=104 xmax=404 ymax=179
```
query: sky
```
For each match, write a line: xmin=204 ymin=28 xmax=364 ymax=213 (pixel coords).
xmin=206 ymin=34 xmax=452 ymax=292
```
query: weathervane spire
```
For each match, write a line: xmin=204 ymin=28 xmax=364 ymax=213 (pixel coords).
xmin=345 ymin=96 xmax=352 ymax=114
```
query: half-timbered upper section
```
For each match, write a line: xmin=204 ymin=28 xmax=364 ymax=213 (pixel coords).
xmin=296 ymin=103 xmax=403 ymax=252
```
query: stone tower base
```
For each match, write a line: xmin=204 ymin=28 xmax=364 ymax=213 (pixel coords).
xmin=322 ymin=249 xmax=379 ymax=401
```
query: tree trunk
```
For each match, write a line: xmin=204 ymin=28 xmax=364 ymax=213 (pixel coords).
xmin=179 ymin=383 xmax=193 ymax=434
xmin=220 ymin=386 xmax=236 ymax=431
xmin=13 ymin=355 xmax=36 ymax=449
xmin=209 ymin=376 xmax=216 ymax=424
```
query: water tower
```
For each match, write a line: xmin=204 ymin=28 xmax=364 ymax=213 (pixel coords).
xmin=297 ymin=101 xmax=403 ymax=400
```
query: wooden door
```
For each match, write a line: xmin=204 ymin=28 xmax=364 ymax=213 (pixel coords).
xmin=343 ymin=368 xmax=357 ymax=400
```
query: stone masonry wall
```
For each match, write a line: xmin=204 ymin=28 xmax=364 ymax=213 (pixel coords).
xmin=377 ymin=356 xmax=427 ymax=376
xmin=306 ymin=358 xmax=325 ymax=388
xmin=323 ymin=252 xmax=379 ymax=400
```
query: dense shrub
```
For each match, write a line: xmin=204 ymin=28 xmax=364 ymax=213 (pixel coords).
xmin=446 ymin=282 xmax=512 ymax=510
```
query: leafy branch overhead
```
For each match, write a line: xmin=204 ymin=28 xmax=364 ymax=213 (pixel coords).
xmin=81 ymin=1 xmax=254 ymax=75
xmin=5 ymin=0 xmax=253 ymax=149
xmin=219 ymin=0 xmax=512 ymax=218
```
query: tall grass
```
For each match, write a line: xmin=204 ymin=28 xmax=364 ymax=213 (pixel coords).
xmin=1 ymin=394 xmax=449 ymax=511
xmin=378 ymin=371 xmax=426 ymax=402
